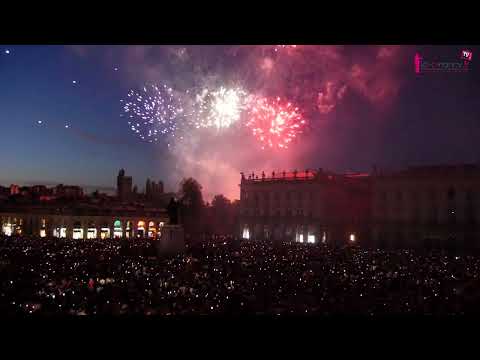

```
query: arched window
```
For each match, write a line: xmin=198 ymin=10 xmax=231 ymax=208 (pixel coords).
xmin=73 ymin=222 xmax=83 ymax=239
xmin=100 ymin=223 xmax=110 ymax=239
xmin=148 ymin=221 xmax=156 ymax=238
xmin=113 ymin=220 xmax=123 ymax=238
xmin=87 ymin=222 xmax=97 ymax=239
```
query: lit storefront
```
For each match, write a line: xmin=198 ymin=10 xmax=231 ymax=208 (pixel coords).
xmin=0 ymin=205 xmax=169 ymax=241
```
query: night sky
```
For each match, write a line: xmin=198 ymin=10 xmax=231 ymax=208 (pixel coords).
xmin=0 ymin=45 xmax=479 ymax=200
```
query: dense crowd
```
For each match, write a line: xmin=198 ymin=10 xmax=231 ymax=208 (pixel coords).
xmin=1 ymin=235 xmax=480 ymax=316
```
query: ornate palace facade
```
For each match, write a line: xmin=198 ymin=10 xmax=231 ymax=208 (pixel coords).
xmin=239 ymin=169 xmax=371 ymax=246
xmin=240 ymin=164 xmax=480 ymax=249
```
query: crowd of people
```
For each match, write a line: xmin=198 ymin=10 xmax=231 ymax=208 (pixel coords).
xmin=1 ymin=234 xmax=480 ymax=316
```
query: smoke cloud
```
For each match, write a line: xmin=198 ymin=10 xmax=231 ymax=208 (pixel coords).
xmin=68 ymin=45 xmax=408 ymax=201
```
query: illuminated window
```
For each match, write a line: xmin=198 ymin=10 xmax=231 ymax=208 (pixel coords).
xmin=307 ymin=234 xmax=315 ymax=243
xmin=242 ymin=226 xmax=250 ymax=239
xmin=322 ymin=232 xmax=327 ymax=243
xmin=298 ymin=234 xmax=304 ymax=243
xmin=40 ymin=229 xmax=46 ymax=238
xmin=349 ymin=233 xmax=356 ymax=242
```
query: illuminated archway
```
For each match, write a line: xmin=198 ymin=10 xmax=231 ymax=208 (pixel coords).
xmin=100 ymin=223 xmax=110 ymax=239
xmin=113 ymin=220 xmax=123 ymax=238
xmin=242 ymin=225 xmax=250 ymax=240
xmin=349 ymin=233 xmax=356 ymax=242
xmin=307 ymin=226 xmax=316 ymax=244
xmin=295 ymin=226 xmax=304 ymax=243
xmin=14 ymin=218 xmax=23 ymax=236
xmin=2 ymin=217 xmax=12 ymax=236
xmin=157 ymin=222 xmax=165 ymax=239
xmin=73 ymin=221 xmax=84 ymax=239
xmin=87 ymin=222 xmax=97 ymax=239
xmin=53 ymin=225 xmax=67 ymax=238
xmin=125 ymin=221 xmax=133 ymax=238
xmin=40 ymin=218 xmax=47 ymax=238
xmin=148 ymin=221 xmax=156 ymax=239
xmin=137 ymin=221 xmax=146 ymax=238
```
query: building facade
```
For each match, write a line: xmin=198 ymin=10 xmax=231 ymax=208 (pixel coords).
xmin=239 ymin=169 xmax=371 ymax=246
xmin=239 ymin=164 xmax=480 ymax=249
xmin=371 ymin=165 xmax=480 ymax=249
xmin=117 ymin=169 xmax=133 ymax=202
xmin=0 ymin=205 xmax=169 ymax=240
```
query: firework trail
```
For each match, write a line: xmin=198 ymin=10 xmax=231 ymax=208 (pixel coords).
xmin=245 ymin=96 xmax=306 ymax=150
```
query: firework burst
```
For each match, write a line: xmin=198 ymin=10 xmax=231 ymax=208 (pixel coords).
xmin=245 ymin=96 xmax=306 ymax=150
xmin=187 ymin=86 xmax=250 ymax=130
xmin=121 ymin=84 xmax=185 ymax=144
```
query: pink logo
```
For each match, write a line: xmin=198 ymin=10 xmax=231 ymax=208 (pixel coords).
xmin=414 ymin=53 xmax=422 ymax=73
xmin=414 ymin=50 xmax=472 ymax=74
xmin=461 ymin=49 xmax=473 ymax=61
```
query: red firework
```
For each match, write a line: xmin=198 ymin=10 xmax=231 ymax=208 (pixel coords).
xmin=245 ymin=96 xmax=306 ymax=150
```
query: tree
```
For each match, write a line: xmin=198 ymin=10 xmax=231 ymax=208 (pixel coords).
xmin=178 ymin=178 xmax=205 ymax=237
xmin=211 ymin=194 xmax=230 ymax=210
xmin=209 ymin=194 xmax=241 ymax=236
